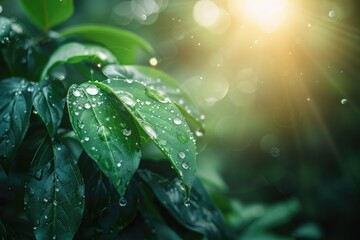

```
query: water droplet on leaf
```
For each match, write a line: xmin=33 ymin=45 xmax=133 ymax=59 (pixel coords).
xmin=86 ymin=85 xmax=99 ymax=95
xmin=173 ymin=118 xmax=182 ymax=125
xmin=178 ymin=152 xmax=186 ymax=159
xmin=181 ymin=160 xmax=190 ymax=169
xmin=119 ymin=197 xmax=127 ymax=207
xmin=73 ymin=89 xmax=81 ymax=97
xmin=143 ymin=122 xmax=157 ymax=139
xmin=177 ymin=131 xmax=189 ymax=143
xmin=97 ymin=125 xmax=111 ymax=141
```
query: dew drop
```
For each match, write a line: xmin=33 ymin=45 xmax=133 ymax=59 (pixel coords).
xmin=119 ymin=197 xmax=127 ymax=207
xmin=120 ymin=95 xmax=136 ymax=107
xmin=43 ymin=198 xmax=49 ymax=203
xmin=57 ymin=146 xmax=62 ymax=151
xmin=73 ymin=89 xmax=81 ymax=97
xmin=84 ymin=102 xmax=91 ymax=109
xmin=195 ymin=129 xmax=204 ymax=137
xmin=84 ymin=136 xmax=90 ymax=142
xmin=77 ymin=120 xmax=85 ymax=129
xmin=85 ymin=85 xmax=99 ymax=95
xmin=97 ymin=125 xmax=111 ymax=141
xmin=173 ymin=118 xmax=182 ymax=125
xmin=177 ymin=131 xmax=189 ymax=143
xmin=181 ymin=160 xmax=190 ymax=169
xmin=149 ymin=57 xmax=158 ymax=66
xmin=184 ymin=198 xmax=191 ymax=207
xmin=145 ymin=88 xmax=170 ymax=103
xmin=143 ymin=122 xmax=157 ymax=139
xmin=35 ymin=169 xmax=43 ymax=180
xmin=341 ymin=98 xmax=348 ymax=105
xmin=117 ymin=162 xmax=122 ymax=168
xmin=178 ymin=152 xmax=186 ymax=159
xmin=122 ymin=129 xmax=132 ymax=136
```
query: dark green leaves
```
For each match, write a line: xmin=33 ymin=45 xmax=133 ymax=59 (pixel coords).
xmin=67 ymin=83 xmax=141 ymax=196
xmin=41 ymin=42 xmax=117 ymax=80
xmin=24 ymin=138 xmax=84 ymax=240
xmin=95 ymin=79 xmax=196 ymax=195
xmin=60 ymin=25 xmax=154 ymax=64
xmin=19 ymin=0 xmax=74 ymax=30
xmin=0 ymin=78 xmax=34 ymax=163
xmin=103 ymin=65 xmax=205 ymax=131
xmin=138 ymin=170 xmax=231 ymax=240
xmin=33 ymin=79 xmax=67 ymax=137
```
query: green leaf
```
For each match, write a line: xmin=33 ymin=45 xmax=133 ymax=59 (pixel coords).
xmin=0 ymin=78 xmax=34 ymax=164
xmin=103 ymin=64 xmax=205 ymax=131
xmin=33 ymin=79 xmax=67 ymax=137
xmin=60 ymin=25 xmax=155 ymax=64
xmin=67 ymin=83 xmax=141 ymax=196
xmin=138 ymin=170 xmax=232 ymax=240
xmin=24 ymin=138 xmax=84 ymax=240
xmin=94 ymin=80 xmax=196 ymax=196
xmin=41 ymin=42 xmax=117 ymax=80
xmin=19 ymin=0 xmax=73 ymax=30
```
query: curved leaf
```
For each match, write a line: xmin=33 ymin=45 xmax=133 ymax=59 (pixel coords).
xmin=93 ymin=80 xmax=196 ymax=196
xmin=41 ymin=42 xmax=117 ymax=80
xmin=67 ymin=83 xmax=141 ymax=196
xmin=24 ymin=138 xmax=84 ymax=240
xmin=60 ymin=25 xmax=154 ymax=64
xmin=19 ymin=0 xmax=73 ymax=30
xmin=103 ymin=64 xmax=205 ymax=131
xmin=0 ymin=78 xmax=34 ymax=164
xmin=138 ymin=170 xmax=232 ymax=240
xmin=33 ymin=79 xmax=67 ymax=137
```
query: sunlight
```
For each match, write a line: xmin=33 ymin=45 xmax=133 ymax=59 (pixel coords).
xmin=242 ymin=0 xmax=288 ymax=32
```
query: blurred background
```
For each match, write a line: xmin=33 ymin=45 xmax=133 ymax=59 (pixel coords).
xmin=1 ymin=0 xmax=360 ymax=239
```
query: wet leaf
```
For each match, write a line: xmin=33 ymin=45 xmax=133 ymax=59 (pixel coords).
xmin=19 ymin=0 xmax=73 ymax=30
xmin=103 ymin=64 xmax=205 ymax=131
xmin=0 ymin=78 xmax=34 ymax=165
xmin=138 ymin=170 xmax=232 ymax=240
xmin=33 ymin=79 xmax=67 ymax=137
xmin=67 ymin=83 xmax=141 ymax=196
xmin=94 ymin=80 xmax=196 ymax=196
xmin=60 ymin=25 xmax=154 ymax=64
xmin=41 ymin=42 xmax=117 ymax=80
xmin=24 ymin=138 xmax=84 ymax=240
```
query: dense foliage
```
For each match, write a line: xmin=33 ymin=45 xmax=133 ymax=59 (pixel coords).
xmin=0 ymin=1 xmax=230 ymax=239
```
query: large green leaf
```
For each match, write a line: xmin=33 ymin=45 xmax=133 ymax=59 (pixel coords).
xmin=41 ymin=42 xmax=117 ymax=80
xmin=19 ymin=0 xmax=73 ymax=30
xmin=60 ymin=25 xmax=154 ymax=64
xmin=138 ymin=170 xmax=232 ymax=240
xmin=93 ymin=80 xmax=197 ymax=196
xmin=33 ymin=79 xmax=67 ymax=137
xmin=24 ymin=138 xmax=84 ymax=240
xmin=0 ymin=78 xmax=34 ymax=164
xmin=67 ymin=83 xmax=141 ymax=196
xmin=103 ymin=64 xmax=205 ymax=131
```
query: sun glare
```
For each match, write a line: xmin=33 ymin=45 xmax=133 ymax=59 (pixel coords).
xmin=242 ymin=0 xmax=288 ymax=32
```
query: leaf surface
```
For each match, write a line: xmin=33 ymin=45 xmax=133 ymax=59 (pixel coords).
xmin=0 ymin=78 xmax=34 ymax=163
xmin=94 ymin=79 xmax=196 ymax=195
xmin=138 ymin=170 xmax=232 ymax=240
xmin=60 ymin=25 xmax=154 ymax=64
xmin=67 ymin=83 xmax=141 ymax=196
xmin=33 ymin=79 xmax=67 ymax=137
xmin=24 ymin=138 xmax=84 ymax=240
xmin=103 ymin=64 xmax=205 ymax=131
xmin=41 ymin=42 xmax=117 ymax=80
xmin=19 ymin=0 xmax=73 ymax=30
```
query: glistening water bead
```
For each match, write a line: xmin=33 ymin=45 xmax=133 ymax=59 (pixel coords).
xmin=86 ymin=85 xmax=99 ymax=95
